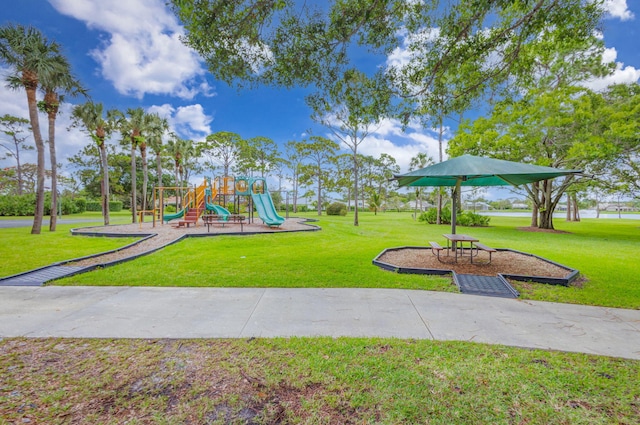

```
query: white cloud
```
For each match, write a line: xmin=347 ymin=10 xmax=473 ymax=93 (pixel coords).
xmin=49 ymin=0 xmax=214 ymax=99
xmin=583 ymin=47 xmax=640 ymax=91
xmin=604 ymin=0 xmax=635 ymax=21
xmin=324 ymin=117 xmax=449 ymax=173
xmin=0 ymin=76 xmax=91 ymax=176
xmin=147 ymin=103 xmax=213 ymax=140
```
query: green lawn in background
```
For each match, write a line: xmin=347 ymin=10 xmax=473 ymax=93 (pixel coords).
xmin=52 ymin=211 xmax=640 ymax=309
xmin=0 ymin=211 xmax=137 ymax=276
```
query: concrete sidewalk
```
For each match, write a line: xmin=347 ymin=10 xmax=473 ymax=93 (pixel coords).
xmin=1 ymin=286 xmax=638 ymax=359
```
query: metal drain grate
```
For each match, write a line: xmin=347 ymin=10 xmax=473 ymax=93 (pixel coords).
xmin=455 ymin=274 xmax=519 ymax=298
xmin=0 ymin=265 xmax=89 ymax=287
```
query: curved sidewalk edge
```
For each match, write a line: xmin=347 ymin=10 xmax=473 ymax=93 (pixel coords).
xmin=0 ymin=287 xmax=638 ymax=360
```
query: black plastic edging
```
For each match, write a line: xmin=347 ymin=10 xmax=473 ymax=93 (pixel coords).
xmin=27 ymin=218 xmax=323 ymax=282
xmin=372 ymin=246 xmax=579 ymax=288
xmin=497 ymin=274 xmax=521 ymax=297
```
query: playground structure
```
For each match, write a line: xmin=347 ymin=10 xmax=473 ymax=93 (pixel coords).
xmin=141 ymin=176 xmax=285 ymax=228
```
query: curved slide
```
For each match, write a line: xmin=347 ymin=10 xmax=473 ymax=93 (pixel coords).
xmin=163 ymin=208 xmax=186 ymax=222
xmin=251 ymin=192 xmax=285 ymax=227
xmin=206 ymin=203 xmax=231 ymax=219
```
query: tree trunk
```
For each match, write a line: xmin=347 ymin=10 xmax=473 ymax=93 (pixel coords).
xmin=131 ymin=143 xmax=137 ymax=223
xmin=47 ymin=108 xmax=58 ymax=231
xmin=436 ymin=116 xmax=444 ymax=224
xmin=100 ymin=143 xmax=110 ymax=226
xmin=352 ymin=150 xmax=359 ymax=226
xmin=572 ymin=194 xmax=580 ymax=221
xmin=316 ymin=173 xmax=322 ymax=216
xmin=530 ymin=182 xmax=539 ymax=228
xmin=26 ymin=85 xmax=45 ymax=234
xmin=566 ymin=193 xmax=571 ymax=221
xmin=538 ymin=180 xmax=555 ymax=229
xmin=292 ymin=174 xmax=298 ymax=213
xmin=175 ymin=165 xmax=181 ymax=209
xmin=141 ymin=144 xmax=148 ymax=212
xmin=15 ymin=145 xmax=23 ymax=195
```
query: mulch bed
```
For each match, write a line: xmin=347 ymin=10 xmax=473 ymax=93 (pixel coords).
xmin=377 ymin=248 xmax=570 ymax=278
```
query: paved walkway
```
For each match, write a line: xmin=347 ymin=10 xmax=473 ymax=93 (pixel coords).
xmin=1 ymin=286 xmax=639 ymax=360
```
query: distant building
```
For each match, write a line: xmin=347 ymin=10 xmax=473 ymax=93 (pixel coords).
xmin=463 ymin=201 xmax=490 ymax=211
xmin=599 ymin=203 xmax=635 ymax=212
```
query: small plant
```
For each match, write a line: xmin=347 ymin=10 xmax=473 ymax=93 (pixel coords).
xmin=418 ymin=207 xmax=489 ymax=227
xmin=457 ymin=210 xmax=490 ymax=227
xmin=327 ymin=202 xmax=347 ymax=216
xmin=418 ymin=207 xmax=451 ymax=224
xmin=108 ymin=201 xmax=122 ymax=212
xmin=85 ymin=200 xmax=101 ymax=212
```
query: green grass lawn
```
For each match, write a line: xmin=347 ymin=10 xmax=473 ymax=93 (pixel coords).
xmin=49 ymin=211 xmax=640 ymax=309
xmin=1 ymin=337 xmax=638 ymax=424
xmin=2 ymin=213 xmax=639 ymax=423
xmin=0 ymin=211 xmax=137 ymax=277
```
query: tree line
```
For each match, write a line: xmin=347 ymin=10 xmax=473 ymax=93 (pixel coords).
xmin=3 ymin=1 xmax=639 ymax=231
xmin=171 ymin=0 xmax=639 ymax=229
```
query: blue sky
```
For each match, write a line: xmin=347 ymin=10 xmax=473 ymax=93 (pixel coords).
xmin=1 ymin=0 xmax=639 ymax=199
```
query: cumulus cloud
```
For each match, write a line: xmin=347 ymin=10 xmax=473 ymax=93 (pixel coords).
xmin=583 ymin=47 xmax=640 ymax=91
xmin=323 ymin=117 xmax=449 ymax=173
xmin=49 ymin=0 xmax=214 ymax=99
xmin=147 ymin=103 xmax=213 ymax=140
xmin=604 ymin=0 xmax=635 ymax=21
xmin=0 ymin=75 xmax=90 ymax=175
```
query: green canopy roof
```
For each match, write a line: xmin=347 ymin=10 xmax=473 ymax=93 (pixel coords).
xmin=394 ymin=155 xmax=581 ymax=187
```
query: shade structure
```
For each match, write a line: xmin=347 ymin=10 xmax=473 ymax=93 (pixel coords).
xmin=394 ymin=154 xmax=582 ymax=188
xmin=394 ymin=154 xmax=582 ymax=234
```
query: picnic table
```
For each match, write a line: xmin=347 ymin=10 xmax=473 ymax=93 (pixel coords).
xmin=443 ymin=234 xmax=479 ymax=263
xmin=201 ymin=214 xmax=246 ymax=232
xmin=441 ymin=234 xmax=496 ymax=264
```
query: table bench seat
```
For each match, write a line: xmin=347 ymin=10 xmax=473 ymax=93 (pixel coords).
xmin=472 ymin=242 xmax=496 ymax=264
xmin=429 ymin=241 xmax=444 ymax=261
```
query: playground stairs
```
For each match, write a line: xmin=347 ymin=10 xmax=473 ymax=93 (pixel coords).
xmin=173 ymin=181 xmax=208 ymax=228
xmin=176 ymin=202 xmax=205 ymax=228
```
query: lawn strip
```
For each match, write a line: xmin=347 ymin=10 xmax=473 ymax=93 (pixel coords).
xmin=1 ymin=338 xmax=638 ymax=424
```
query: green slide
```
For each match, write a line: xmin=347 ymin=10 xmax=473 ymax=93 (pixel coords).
xmin=163 ymin=208 xmax=186 ymax=222
xmin=251 ymin=192 xmax=285 ymax=227
xmin=206 ymin=203 xmax=231 ymax=218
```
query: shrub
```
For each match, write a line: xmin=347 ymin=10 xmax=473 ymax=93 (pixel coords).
xmin=74 ymin=198 xmax=87 ymax=213
xmin=327 ymin=202 xmax=347 ymax=216
xmin=0 ymin=194 xmax=35 ymax=216
xmin=418 ymin=207 xmax=489 ymax=227
xmin=457 ymin=210 xmax=490 ymax=227
xmin=418 ymin=207 xmax=451 ymax=224
xmin=108 ymin=201 xmax=122 ymax=212
xmin=85 ymin=201 xmax=101 ymax=212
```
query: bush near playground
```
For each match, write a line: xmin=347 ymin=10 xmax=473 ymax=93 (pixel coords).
xmin=418 ymin=207 xmax=490 ymax=227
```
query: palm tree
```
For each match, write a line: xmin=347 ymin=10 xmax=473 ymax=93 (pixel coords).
xmin=368 ymin=191 xmax=382 ymax=215
xmin=71 ymin=102 xmax=117 ymax=226
xmin=116 ymin=107 xmax=151 ymax=223
xmin=145 ymin=113 xmax=169 ymax=210
xmin=166 ymin=136 xmax=192 ymax=188
xmin=0 ymin=24 xmax=66 ymax=234
xmin=39 ymin=54 xmax=86 ymax=231
xmin=409 ymin=152 xmax=433 ymax=215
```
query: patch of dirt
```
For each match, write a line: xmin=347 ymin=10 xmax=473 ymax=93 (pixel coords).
xmin=377 ymin=248 xmax=571 ymax=278
xmin=517 ymin=226 xmax=571 ymax=234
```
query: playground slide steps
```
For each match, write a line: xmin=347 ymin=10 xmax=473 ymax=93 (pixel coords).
xmin=174 ymin=201 xmax=206 ymax=228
